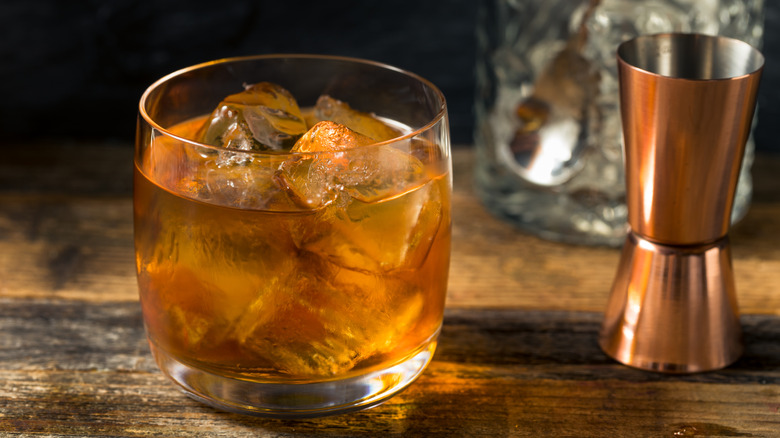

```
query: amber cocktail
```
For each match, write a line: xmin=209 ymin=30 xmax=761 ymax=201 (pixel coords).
xmin=134 ymin=55 xmax=451 ymax=417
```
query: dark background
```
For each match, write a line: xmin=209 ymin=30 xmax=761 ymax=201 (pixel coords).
xmin=1 ymin=0 xmax=778 ymax=152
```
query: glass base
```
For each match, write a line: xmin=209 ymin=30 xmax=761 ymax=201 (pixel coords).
xmin=149 ymin=337 xmax=438 ymax=418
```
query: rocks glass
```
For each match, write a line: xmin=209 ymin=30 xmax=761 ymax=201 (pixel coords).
xmin=134 ymin=55 xmax=452 ymax=417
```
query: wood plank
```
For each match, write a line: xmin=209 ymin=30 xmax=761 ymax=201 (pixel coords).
xmin=449 ymin=147 xmax=780 ymax=313
xmin=2 ymin=192 xmax=778 ymax=313
xmin=2 ymin=301 xmax=779 ymax=436
xmin=448 ymin=192 xmax=780 ymax=313
xmin=0 ymin=195 xmax=137 ymax=301
xmin=3 ymin=300 xmax=780 ymax=383
xmin=2 ymin=144 xmax=779 ymax=437
xmin=4 ymin=367 xmax=779 ymax=437
xmin=1 ymin=145 xmax=779 ymax=313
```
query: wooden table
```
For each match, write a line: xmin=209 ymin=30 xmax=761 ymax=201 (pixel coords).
xmin=2 ymin=144 xmax=780 ymax=437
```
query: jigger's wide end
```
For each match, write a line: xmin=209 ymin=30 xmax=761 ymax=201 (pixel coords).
xmin=599 ymin=232 xmax=742 ymax=373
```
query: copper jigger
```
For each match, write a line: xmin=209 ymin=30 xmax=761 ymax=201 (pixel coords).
xmin=599 ymin=33 xmax=764 ymax=373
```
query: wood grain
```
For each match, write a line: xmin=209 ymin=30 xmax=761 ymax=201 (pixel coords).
xmin=2 ymin=144 xmax=780 ymax=436
xmin=2 ymin=301 xmax=780 ymax=437
xmin=2 ymin=145 xmax=779 ymax=313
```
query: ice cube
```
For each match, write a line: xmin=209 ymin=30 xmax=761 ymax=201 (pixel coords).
xmin=169 ymin=151 xmax=298 ymax=211
xmin=198 ymin=82 xmax=308 ymax=152
xmin=314 ymin=95 xmax=402 ymax=142
xmin=291 ymin=120 xmax=376 ymax=153
xmin=275 ymin=120 xmax=441 ymax=272
xmin=233 ymin=253 xmax=424 ymax=377
xmin=138 ymin=204 xmax=301 ymax=356
xmin=274 ymin=121 xmax=377 ymax=209
xmin=292 ymin=179 xmax=442 ymax=273
xmin=340 ymin=144 xmax=429 ymax=203
xmin=276 ymin=121 xmax=429 ymax=210
xmin=199 ymin=104 xmax=255 ymax=151
xmin=203 ymin=158 xmax=296 ymax=210
xmin=139 ymin=262 xmax=241 ymax=354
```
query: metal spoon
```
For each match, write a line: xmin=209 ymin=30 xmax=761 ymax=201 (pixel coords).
xmin=507 ymin=0 xmax=601 ymax=187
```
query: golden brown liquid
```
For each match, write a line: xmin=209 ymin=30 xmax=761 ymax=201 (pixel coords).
xmin=134 ymin=117 xmax=450 ymax=382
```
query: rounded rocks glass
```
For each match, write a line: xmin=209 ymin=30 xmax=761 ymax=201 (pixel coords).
xmin=134 ymin=55 xmax=451 ymax=417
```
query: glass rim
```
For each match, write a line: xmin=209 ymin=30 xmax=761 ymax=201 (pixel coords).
xmin=138 ymin=53 xmax=449 ymax=157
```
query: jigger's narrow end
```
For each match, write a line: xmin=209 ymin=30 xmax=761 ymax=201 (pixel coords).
xmin=599 ymin=233 xmax=743 ymax=373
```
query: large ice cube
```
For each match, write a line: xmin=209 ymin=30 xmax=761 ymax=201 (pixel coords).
xmin=275 ymin=120 xmax=441 ymax=272
xmin=169 ymin=152 xmax=299 ymax=211
xmin=139 ymin=261 xmax=252 ymax=356
xmin=314 ymin=95 xmax=402 ymax=141
xmin=198 ymin=82 xmax=308 ymax=152
xmin=290 ymin=120 xmax=376 ymax=153
xmin=233 ymin=253 xmax=424 ymax=377
xmin=203 ymin=157 xmax=295 ymax=210
xmin=277 ymin=121 xmax=428 ymax=210
xmin=293 ymin=179 xmax=442 ymax=273
xmin=275 ymin=121 xmax=376 ymax=209
xmin=340 ymin=143 xmax=430 ymax=204
xmin=137 ymin=199 xmax=302 ymax=361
